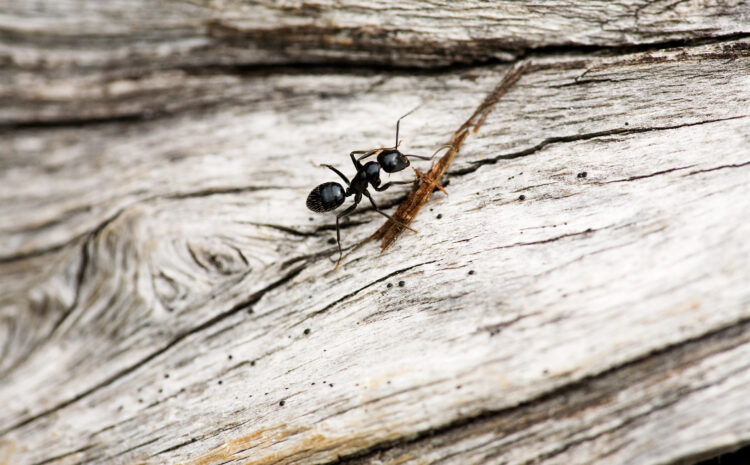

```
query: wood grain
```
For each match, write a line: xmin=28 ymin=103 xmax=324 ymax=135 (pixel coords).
xmin=2 ymin=1 xmax=749 ymax=124
xmin=1 ymin=2 xmax=750 ymax=465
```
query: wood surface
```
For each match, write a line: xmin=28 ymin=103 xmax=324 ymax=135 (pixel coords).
xmin=1 ymin=2 xmax=750 ymax=465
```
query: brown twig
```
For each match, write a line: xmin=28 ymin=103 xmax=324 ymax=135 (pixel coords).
xmin=413 ymin=167 xmax=448 ymax=195
xmin=370 ymin=60 xmax=531 ymax=250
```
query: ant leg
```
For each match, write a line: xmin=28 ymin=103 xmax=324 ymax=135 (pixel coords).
xmin=322 ymin=164 xmax=350 ymax=184
xmin=404 ymin=144 xmax=453 ymax=161
xmin=363 ymin=190 xmax=417 ymax=233
xmin=351 ymin=149 xmax=386 ymax=169
xmin=349 ymin=151 xmax=365 ymax=170
xmin=394 ymin=104 xmax=423 ymax=147
xmin=373 ymin=180 xmax=417 ymax=192
xmin=355 ymin=148 xmax=383 ymax=162
xmin=333 ymin=200 xmax=359 ymax=270
xmin=351 ymin=150 xmax=370 ymax=162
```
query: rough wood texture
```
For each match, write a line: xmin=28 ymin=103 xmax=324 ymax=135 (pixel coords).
xmin=3 ymin=0 xmax=750 ymax=125
xmin=1 ymin=2 xmax=750 ymax=465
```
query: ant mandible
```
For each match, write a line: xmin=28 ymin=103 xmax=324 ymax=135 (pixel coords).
xmin=306 ymin=107 xmax=447 ymax=269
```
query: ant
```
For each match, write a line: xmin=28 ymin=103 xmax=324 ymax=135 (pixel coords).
xmin=306 ymin=107 xmax=448 ymax=269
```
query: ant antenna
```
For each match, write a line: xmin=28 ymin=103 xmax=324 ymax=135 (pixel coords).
xmin=395 ymin=103 xmax=423 ymax=148
xmin=404 ymin=144 xmax=453 ymax=160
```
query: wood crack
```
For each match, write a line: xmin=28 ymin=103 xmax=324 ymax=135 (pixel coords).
xmin=524 ymin=33 xmax=750 ymax=63
xmin=485 ymin=226 xmax=601 ymax=251
xmin=246 ymin=222 xmax=325 ymax=238
xmin=685 ymin=160 xmax=750 ymax=176
xmin=2 ymin=35 xmax=747 ymax=131
xmin=304 ymin=261 xmax=436 ymax=320
xmin=165 ymin=185 xmax=285 ymax=200
xmin=153 ymin=437 xmax=199 ymax=457
xmin=107 ymin=436 xmax=163 ymax=460
xmin=450 ymin=115 xmax=748 ymax=178
xmin=601 ymin=165 xmax=697 ymax=184
xmin=524 ymin=391 xmax=687 ymax=464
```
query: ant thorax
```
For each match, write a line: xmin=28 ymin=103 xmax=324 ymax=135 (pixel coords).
xmin=363 ymin=161 xmax=381 ymax=187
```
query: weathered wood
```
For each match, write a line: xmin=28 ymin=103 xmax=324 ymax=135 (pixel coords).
xmin=1 ymin=2 xmax=750 ymax=465
xmin=2 ymin=0 xmax=750 ymax=124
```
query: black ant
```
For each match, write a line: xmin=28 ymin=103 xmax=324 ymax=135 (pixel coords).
xmin=306 ymin=108 xmax=448 ymax=269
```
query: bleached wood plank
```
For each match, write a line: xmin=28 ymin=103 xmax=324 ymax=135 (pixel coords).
xmin=2 ymin=35 xmax=749 ymax=465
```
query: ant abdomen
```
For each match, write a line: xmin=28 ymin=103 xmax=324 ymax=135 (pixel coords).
xmin=377 ymin=149 xmax=410 ymax=173
xmin=307 ymin=182 xmax=346 ymax=213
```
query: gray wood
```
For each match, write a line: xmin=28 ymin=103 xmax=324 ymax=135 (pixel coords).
xmin=2 ymin=0 xmax=750 ymax=124
xmin=1 ymin=2 xmax=750 ymax=465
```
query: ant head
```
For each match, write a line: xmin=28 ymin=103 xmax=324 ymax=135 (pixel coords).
xmin=377 ymin=149 xmax=409 ymax=173
xmin=363 ymin=161 xmax=381 ymax=187
xmin=306 ymin=182 xmax=345 ymax=213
